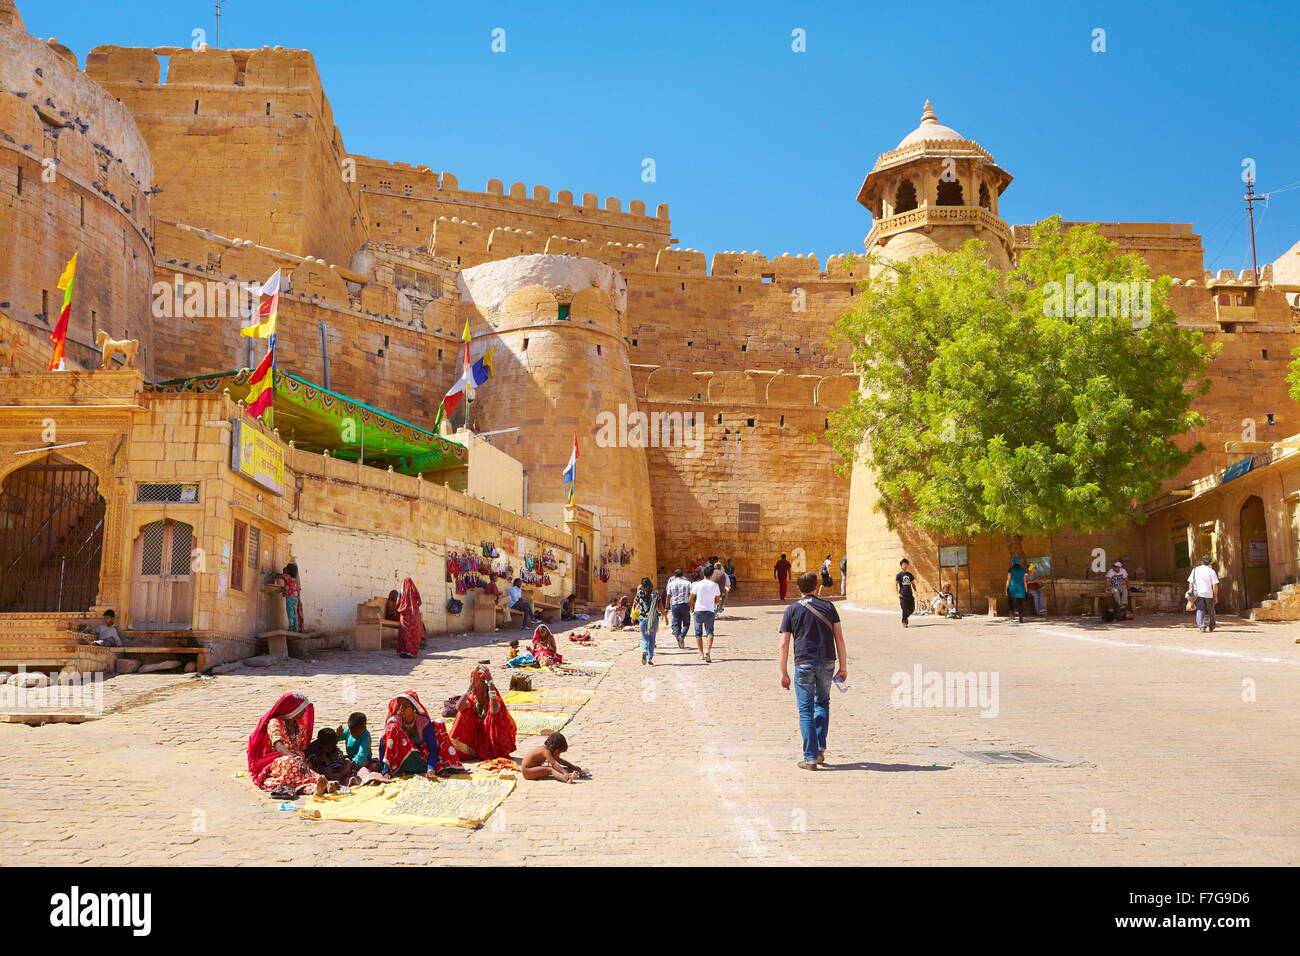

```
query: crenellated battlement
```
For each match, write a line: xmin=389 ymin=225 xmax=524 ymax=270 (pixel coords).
xmin=425 ymin=219 xmax=868 ymax=285
xmin=84 ymin=44 xmax=326 ymax=94
xmin=351 ymin=154 xmax=668 ymax=224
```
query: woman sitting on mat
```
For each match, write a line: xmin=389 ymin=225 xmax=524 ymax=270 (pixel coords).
xmin=450 ymin=665 xmax=517 ymax=761
xmin=378 ymin=691 xmax=462 ymax=777
xmin=247 ymin=691 xmax=335 ymax=796
xmin=530 ymin=623 xmax=564 ymax=668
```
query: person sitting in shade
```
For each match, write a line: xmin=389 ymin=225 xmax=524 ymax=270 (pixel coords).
xmin=505 ymin=577 xmax=538 ymax=630
xmin=930 ymin=583 xmax=956 ymax=617
xmin=86 ymin=609 xmax=123 ymax=646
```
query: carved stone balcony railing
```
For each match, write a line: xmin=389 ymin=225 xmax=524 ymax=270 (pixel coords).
xmin=866 ymin=205 xmax=1013 ymax=252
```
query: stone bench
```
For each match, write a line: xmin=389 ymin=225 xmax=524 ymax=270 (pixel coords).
xmin=259 ymin=630 xmax=322 ymax=659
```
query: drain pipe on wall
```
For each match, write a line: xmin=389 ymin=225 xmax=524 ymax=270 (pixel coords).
xmin=319 ymin=320 xmax=331 ymax=390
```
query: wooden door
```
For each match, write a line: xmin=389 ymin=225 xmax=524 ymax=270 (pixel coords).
xmin=132 ymin=520 xmax=194 ymax=629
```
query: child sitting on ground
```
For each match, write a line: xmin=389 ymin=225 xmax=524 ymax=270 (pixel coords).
xmin=335 ymin=712 xmax=388 ymax=784
xmin=521 ymin=732 xmax=585 ymax=783
xmin=306 ymin=727 xmax=359 ymax=786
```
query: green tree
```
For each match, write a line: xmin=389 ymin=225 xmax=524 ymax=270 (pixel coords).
xmin=828 ymin=217 xmax=1213 ymax=550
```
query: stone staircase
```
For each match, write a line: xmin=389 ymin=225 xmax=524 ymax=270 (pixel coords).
xmin=1249 ymin=584 xmax=1300 ymax=621
xmin=0 ymin=612 xmax=106 ymax=671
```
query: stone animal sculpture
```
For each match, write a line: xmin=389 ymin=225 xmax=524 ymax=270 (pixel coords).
xmin=95 ymin=329 xmax=139 ymax=369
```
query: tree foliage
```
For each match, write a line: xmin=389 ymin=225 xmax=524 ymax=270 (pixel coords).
xmin=828 ymin=217 xmax=1214 ymax=539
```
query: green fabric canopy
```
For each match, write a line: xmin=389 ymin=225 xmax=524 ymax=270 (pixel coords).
xmin=149 ymin=369 xmax=467 ymax=476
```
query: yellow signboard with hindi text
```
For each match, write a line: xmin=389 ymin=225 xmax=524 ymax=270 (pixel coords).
xmin=230 ymin=418 xmax=285 ymax=496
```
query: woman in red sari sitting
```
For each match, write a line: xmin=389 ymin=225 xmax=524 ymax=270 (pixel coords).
xmin=451 ymin=665 xmax=517 ymax=761
xmin=396 ymin=577 xmax=423 ymax=659
xmin=530 ymin=624 xmax=563 ymax=667
xmin=247 ymin=691 xmax=334 ymax=796
xmin=378 ymin=691 xmax=463 ymax=777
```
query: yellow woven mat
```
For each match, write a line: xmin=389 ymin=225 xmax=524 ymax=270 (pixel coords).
xmin=303 ymin=772 xmax=515 ymax=828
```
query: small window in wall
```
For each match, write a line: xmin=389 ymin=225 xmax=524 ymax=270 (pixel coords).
xmin=738 ymin=501 xmax=760 ymax=533
xmin=16 ymin=165 xmax=22 ymax=196
xmin=631 ymin=338 xmax=637 ymax=346
xmin=522 ymin=338 xmax=529 ymax=351
xmin=1172 ymin=537 xmax=1191 ymax=569
xmin=136 ymin=482 xmax=199 ymax=503
xmin=231 ymin=521 xmax=247 ymax=592
xmin=746 ymin=418 xmax=755 ymax=427
xmin=557 ymin=303 xmax=571 ymax=321
xmin=596 ymin=344 xmax=602 ymax=356
xmin=740 ymin=342 xmax=748 ymax=351
xmin=248 ymin=526 xmax=261 ymax=573
xmin=193 ymin=99 xmax=200 ymax=114
xmin=978 ymin=181 xmax=991 ymax=209
xmin=79 ymin=196 xmax=85 ymax=227
xmin=265 ymin=102 xmax=271 ymax=116
xmin=686 ymin=339 xmax=693 ymax=347
xmin=1262 ymin=349 xmax=1269 ymax=359
xmin=779 ymin=414 xmax=785 ymax=427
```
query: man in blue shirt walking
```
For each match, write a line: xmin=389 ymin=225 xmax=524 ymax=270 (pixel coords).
xmin=778 ymin=572 xmax=848 ymax=770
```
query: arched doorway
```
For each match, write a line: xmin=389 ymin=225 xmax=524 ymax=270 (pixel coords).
xmin=1239 ymin=496 xmax=1271 ymax=609
xmin=0 ymin=455 xmax=105 ymax=612
xmin=575 ymin=536 xmax=591 ymax=603
xmin=131 ymin=519 xmax=195 ymax=630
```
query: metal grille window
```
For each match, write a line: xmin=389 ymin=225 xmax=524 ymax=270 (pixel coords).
xmin=231 ymin=521 xmax=247 ymax=592
xmin=248 ymin=526 xmax=261 ymax=572
xmin=738 ymin=502 xmax=760 ymax=533
xmin=140 ymin=521 xmax=165 ymax=576
xmin=136 ymin=483 xmax=199 ymax=503
xmin=170 ymin=522 xmax=193 ymax=576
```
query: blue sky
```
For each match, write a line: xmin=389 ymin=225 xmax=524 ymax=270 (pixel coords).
xmin=26 ymin=0 xmax=1300 ymax=270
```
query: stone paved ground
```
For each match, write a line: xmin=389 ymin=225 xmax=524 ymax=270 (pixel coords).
xmin=2 ymin=601 xmax=1297 ymax=866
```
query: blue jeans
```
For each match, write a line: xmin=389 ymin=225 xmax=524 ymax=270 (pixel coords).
xmin=639 ymin=615 xmax=659 ymax=661
xmin=694 ymin=610 xmax=715 ymax=637
xmin=1195 ymin=596 xmax=1216 ymax=630
xmin=794 ymin=661 xmax=834 ymax=762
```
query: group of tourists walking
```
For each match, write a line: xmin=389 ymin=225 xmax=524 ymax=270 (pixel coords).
xmin=628 ymin=558 xmax=731 ymax=666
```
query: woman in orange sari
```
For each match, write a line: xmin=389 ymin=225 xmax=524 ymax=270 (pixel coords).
xmin=450 ymin=665 xmax=517 ymax=760
xmin=396 ymin=577 xmax=423 ymax=658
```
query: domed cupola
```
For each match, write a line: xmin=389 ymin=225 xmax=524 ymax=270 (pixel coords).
xmin=857 ymin=101 xmax=1015 ymax=271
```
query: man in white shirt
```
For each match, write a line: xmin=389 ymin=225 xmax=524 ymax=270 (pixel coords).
xmin=1187 ymin=555 xmax=1220 ymax=633
xmin=689 ymin=570 xmax=721 ymax=663
xmin=1106 ymin=561 xmax=1130 ymax=619
xmin=665 ymin=568 xmax=692 ymax=648
xmin=504 ymin=578 xmax=537 ymax=629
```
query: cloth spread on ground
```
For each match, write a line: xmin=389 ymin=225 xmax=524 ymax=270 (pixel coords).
xmin=306 ymin=772 xmax=515 ymax=828
xmin=506 ymin=653 xmax=539 ymax=668
xmin=504 ymin=688 xmax=594 ymax=708
xmin=475 ymin=757 xmax=519 ymax=773
xmin=511 ymin=710 xmax=573 ymax=736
